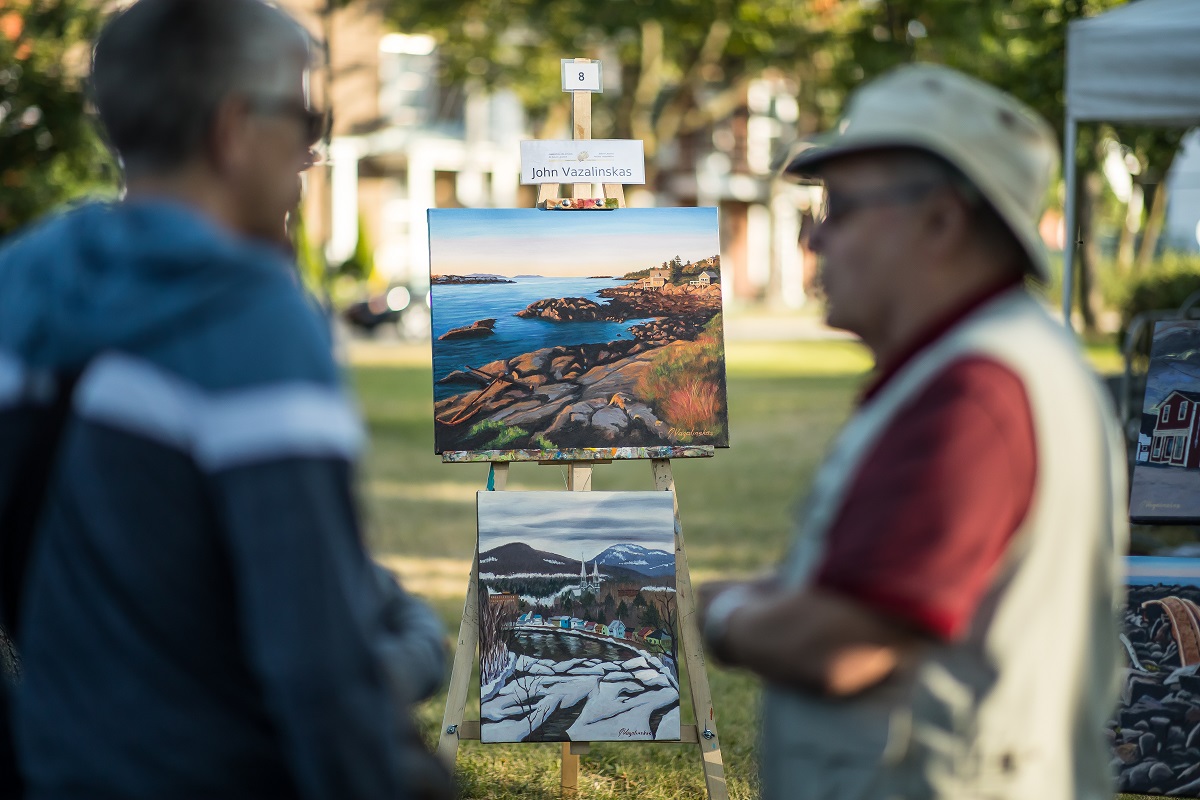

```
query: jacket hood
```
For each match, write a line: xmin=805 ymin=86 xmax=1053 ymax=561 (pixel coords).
xmin=0 ymin=200 xmax=297 ymax=371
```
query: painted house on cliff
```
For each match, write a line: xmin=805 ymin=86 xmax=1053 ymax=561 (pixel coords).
xmin=639 ymin=268 xmax=672 ymax=291
xmin=1149 ymin=390 xmax=1200 ymax=467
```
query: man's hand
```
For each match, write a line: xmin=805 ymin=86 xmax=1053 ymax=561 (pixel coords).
xmin=697 ymin=580 xmax=746 ymax=619
xmin=698 ymin=574 xmax=780 ymax=618
xmin=698 ymin=576 xmax=780 ymax=667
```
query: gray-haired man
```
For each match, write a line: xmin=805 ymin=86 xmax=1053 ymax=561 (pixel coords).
xmin=0 ymin=1 xmax=447 ymax=797
xmin=700 ymin=65 xmax=1127 ymax=799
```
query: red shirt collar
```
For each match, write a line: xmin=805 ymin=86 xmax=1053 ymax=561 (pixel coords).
xmin=859 ymin=277 xmax=1023 ymax=404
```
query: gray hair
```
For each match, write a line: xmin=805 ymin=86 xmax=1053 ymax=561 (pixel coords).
xmin=91 ymin=0 xmax=312 ymax=177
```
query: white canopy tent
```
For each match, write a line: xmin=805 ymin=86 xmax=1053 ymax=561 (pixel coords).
xmin=1063 ymin=0 xmax=1200 ymax=326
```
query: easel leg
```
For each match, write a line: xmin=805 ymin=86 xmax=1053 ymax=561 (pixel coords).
xmin=561 ymin=742 xmax=580 ymax=793
xmin=437 ymin=464 xmax=508 ymax=768
xmin=652 ymin=459 xmax=730 ymax=800
xmin=562 ymin=461 xmax=589 ymax=793
xmin=436 ymin=549 xmax=479 ymax=768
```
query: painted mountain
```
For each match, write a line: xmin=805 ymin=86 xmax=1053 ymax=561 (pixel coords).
xmin=429 ymin=207 xmax=728 ymax=454
xmin=479 ymin=542 xmax=660 ymax=585
xmin=594 ymin=544 xmax=675 ymax=577
xmin=477 ymin=490 xmax=680 ymax=743
xmin=1109 ymin=557 xmax=1200 ymax=796
xmin=1130 ymin=321 xmax=1200 ymax=521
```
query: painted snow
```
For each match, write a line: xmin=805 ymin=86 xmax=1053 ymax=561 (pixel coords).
xmin=477 ymin=490 xmax=680 ymax=743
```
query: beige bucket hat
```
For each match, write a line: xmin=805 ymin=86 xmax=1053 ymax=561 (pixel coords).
xmin=782 ymin=64 xmax=1059 ymax=282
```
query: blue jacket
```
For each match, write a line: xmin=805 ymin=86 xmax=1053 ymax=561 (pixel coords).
xmin=0 ymin=200 xmax=444 ymax=800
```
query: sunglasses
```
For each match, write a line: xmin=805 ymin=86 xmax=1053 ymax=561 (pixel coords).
xmin=246 ymin=95 xmax=332 ymax=147
xmin=817 ymin=181 xmax=945 ymax=226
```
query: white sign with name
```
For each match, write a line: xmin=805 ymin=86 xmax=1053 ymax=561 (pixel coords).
xmin=561 ymin=60 xmax=603 ymax=93
xmin=520 ymin=139 xmax=645 ymax=185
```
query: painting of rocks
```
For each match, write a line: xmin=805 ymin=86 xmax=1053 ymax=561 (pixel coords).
xmin=476 ymin=490 xmax=680 ymax=743
xmin=429 ymin=207 xmax=727 ymax=454
xmin=1130 ymin=321 xmax=1200 ymax=522
xmin=1111 ymin=556 xmax=1200 ymax=795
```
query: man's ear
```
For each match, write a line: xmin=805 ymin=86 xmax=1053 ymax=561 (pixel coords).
xmin=207 ymin=96 xmax=250 ymax=175
xmin=924 ymin=188 xmax=971 ymax=254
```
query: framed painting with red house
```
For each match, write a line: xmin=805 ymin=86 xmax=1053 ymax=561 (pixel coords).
xmin=1131 ymin=321 xmax=1200 ymax=522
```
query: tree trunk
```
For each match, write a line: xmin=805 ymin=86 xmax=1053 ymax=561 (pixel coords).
xmin=1136 ymin=182 xmax=1168 ymax=271
xmin=1116 ymin=182 xmax=1143 ymax=273
xmin=1076 ymin=169 xmax=1102 ymax=334
xmin=629 ymin=19 xmax=664 ymax=154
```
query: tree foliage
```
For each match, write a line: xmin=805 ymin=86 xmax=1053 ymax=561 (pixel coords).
xmin=830 ymin=1 xmax=1181 ymax=178
xmin=0 ymin=1 xmax=117 ymax=239
xmin=830 ymin=1 xmax=1184 ymax=329
xmin=382 ymin=0 xmax=842 ymax=155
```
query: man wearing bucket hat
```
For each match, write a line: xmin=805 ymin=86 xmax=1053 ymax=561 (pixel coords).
xmin=699 ymin=64 xmax=1127 ymax=799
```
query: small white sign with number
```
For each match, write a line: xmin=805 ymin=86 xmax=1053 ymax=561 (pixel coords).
xmin=561 ymin=60 xmax=603 ymax=93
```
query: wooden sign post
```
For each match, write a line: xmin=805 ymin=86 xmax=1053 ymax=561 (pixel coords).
xmin=435 ymin=58 xmax=728 ymax=800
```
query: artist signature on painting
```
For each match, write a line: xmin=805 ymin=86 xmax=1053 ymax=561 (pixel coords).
xmin=618 ymin=728 xmax=653 ymax=738
xmin=669 ymin=428 xmax=713 ymax=439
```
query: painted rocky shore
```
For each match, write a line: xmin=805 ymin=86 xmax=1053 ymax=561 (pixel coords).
xmin=434 ymin=282 xmax=725 ymax=452
xmin=1110 ymin=584 xmax=1200 ymax=795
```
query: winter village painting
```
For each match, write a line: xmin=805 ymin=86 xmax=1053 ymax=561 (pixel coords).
xmin=429 ymin=208 xmax=727 ymax=453
xmin=476 ymin=491 xmax=680 ymax=743
xmin=1111 ymin=557 xmax=1200 ymax=796
xmin=1130 ymin=321 xmax=1200 ymax=522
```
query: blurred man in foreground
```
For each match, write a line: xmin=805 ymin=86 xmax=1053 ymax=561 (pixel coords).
xmin=700 ymin=65 xmax=1127 ymax=799
xmin=0 ymin=1 xmax=447 ymax=797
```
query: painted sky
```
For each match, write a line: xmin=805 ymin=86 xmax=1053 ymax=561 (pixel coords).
xmin=1127 ymin=555 xmax=1200 ymax=587
xmin=1143 ymin=321 xmax=1200 ymax=410
xmin=477 ymin=491 xmax=675 ymax=561
xmin=429 ymin=208 xmax=720 ymax=278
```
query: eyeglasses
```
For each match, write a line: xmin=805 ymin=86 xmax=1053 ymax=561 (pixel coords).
xmin=816 ymin=181 xmax=945 ymax=226
xmin=246 ymin=96 xmax=332 ymax=147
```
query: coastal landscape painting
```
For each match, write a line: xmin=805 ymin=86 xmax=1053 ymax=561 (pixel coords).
xmin=429 ymin=207 xmax=727 ymax=453
xmin=476 ymin=491 xmax=680 ymax=743
xmin=1110 ymin=557 xmax=1200 ymax=796
xmin=1130 ymin=321 xmax=1200 ymax=522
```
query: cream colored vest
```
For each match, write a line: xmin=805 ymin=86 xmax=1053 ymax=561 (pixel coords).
xmin=760 ymin=290 xmax=1128 ymax=800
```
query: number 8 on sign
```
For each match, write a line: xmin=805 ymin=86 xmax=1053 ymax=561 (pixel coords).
xmin=561 ymin=59 xmax=602 ymax=93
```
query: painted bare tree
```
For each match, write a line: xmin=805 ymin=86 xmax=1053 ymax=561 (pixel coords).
xmin=654 ymin=592 xmax=679 ymax=669
xmin=479 ymin=586 xmax=515 ymax=685
xmin=508 ymin=670 xmax=545 ymax=741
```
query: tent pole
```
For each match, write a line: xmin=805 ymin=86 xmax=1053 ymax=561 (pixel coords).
xmin=1062 ymin=118 xmax=1078 ymax=333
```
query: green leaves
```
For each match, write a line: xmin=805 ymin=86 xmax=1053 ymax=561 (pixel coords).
xmin=382 ymin=0 xmax=833 ymax=147
xmin=0 ymin=2 xmax=117 ymax=239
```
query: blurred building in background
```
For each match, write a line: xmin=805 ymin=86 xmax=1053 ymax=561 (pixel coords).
xmin=281 ymin=0 xmax=816 ymax=320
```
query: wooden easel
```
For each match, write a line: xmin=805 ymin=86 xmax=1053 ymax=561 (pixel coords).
xmin=435 ymin=59 xmax=728 ymax=800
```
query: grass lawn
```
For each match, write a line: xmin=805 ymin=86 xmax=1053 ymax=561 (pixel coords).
xmin=349 ymin=335 xmax=1147 ymax=799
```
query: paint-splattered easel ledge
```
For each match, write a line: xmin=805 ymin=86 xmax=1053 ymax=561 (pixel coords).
xmin=441 ymin=445 xmax=715 ymax=463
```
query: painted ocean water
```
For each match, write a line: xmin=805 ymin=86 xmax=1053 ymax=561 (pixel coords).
xmin=431 ymin=276 xmax=654 ymax=401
